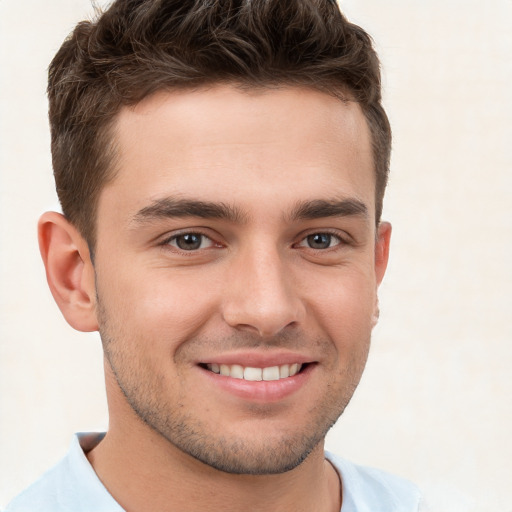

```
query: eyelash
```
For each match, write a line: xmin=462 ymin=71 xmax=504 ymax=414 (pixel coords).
xmin=294 ymin=230 xmax=348 ymax=251
xmin=160 ymin=231 xmax=219 ymax=252
xmin=159 ymin=229 xmax=349 ymax=253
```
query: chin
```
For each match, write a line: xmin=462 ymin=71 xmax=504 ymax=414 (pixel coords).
xmin=147 ymin=405 xmax=344 ymax=475
xmin=172 ymin=430 xmax=325 ymax=475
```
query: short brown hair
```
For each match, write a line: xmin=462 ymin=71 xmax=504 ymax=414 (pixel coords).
xmin=48 ymin=0 xmax=391 ymax=247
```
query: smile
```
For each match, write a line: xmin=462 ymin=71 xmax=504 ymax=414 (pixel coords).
xmin=205 ymin=363 xmax=303 ymax=381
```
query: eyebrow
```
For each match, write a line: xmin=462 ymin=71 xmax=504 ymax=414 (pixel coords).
xmin=132 ymin=197 xmax=246 ymax=224
xmin=132 ymin=196 xmax=369 ymax=227
xmin=289 ymin=198 xmax=369 ymax=222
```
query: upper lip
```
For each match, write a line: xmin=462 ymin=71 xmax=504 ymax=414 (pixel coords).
xmin=197 ymin=350 xmax=316 ymax=368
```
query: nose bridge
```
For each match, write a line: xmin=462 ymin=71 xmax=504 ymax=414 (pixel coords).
xmin=222 ymin=238 xmax=304 ymax=337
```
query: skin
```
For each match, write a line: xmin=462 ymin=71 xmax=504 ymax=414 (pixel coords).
xmin=39 ymin=85 xmax=391 ymax=512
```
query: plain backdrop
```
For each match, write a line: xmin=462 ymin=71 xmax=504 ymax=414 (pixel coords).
xmin=1 ymin=1 xmax=511 ymax=510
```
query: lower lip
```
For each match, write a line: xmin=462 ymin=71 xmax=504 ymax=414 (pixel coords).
xmin=199 ymin=364 xmax=314 ymax=403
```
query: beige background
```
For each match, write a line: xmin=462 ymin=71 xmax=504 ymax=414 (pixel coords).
xmin=1 ymin=1 xmax=510 ymax=510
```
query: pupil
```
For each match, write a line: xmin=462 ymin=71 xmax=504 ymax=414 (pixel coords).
xmin=308 ymin=233 xmax=331 ymax=249
xmin=177 ymin=234 xmax=201 ymax=250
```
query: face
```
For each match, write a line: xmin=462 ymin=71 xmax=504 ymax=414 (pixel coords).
xmin=92 ymin=85 xmax=390 ymax=474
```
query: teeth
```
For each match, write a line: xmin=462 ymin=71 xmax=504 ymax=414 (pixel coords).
xmin=231 ymin=364 xmax=244 ymax=379
xmin=262 ymin=366 xmax=280 ymax=381
xmin=205 ymin=363 xmax=303 ymax=381
xmin=244 ymin=367 xmax=262 ymax=381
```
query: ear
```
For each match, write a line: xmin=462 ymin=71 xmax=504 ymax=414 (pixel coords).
xmin=38 ymin=212 xmax=98 ymax=332
xmin=372 ymin=221 xmax=391 ymax=327
xmin=375 ymin=221 xmax=391 ymax=286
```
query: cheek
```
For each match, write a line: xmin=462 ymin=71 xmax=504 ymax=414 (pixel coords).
xmin=98 ymin=266 xmax=221 ymax=348
xmin=306 ymin=267 xmax=376 ymax=342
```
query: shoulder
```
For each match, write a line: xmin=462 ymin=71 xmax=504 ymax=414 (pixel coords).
xmin=4 ymin=433 xmax=122 ymax=512
xmin=326 ymin=452 xmax=422 ymax=512
xmin=4 ymin=461 xmax=69 ymax=512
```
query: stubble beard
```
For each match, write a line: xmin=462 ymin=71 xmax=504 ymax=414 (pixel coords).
xmin=97 ymin=299 xmax=370 ymax=475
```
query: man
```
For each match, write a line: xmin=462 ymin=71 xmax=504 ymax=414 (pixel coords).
xmin=6 ymin=0 xmax=420 ymax=510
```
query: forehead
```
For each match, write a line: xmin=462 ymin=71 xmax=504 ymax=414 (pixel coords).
xmin=103 ymin=85 xmax=375 ymax=221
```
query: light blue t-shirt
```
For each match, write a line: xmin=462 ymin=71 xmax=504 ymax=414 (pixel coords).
xmin=5 ymin=433 xmax=421 ymax=512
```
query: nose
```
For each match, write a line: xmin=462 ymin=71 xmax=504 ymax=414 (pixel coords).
xmin=221 ymin=245 xmax=305 ymax=338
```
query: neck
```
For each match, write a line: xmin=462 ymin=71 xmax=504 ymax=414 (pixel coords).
xmin=87 ymin=420 xmax=341 ymax=512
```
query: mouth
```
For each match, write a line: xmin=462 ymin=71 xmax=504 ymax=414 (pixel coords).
xmin=197 ymin=359 xmax=315 ymax=402
xmin=201 ymin=363 xmax=305 ymax=381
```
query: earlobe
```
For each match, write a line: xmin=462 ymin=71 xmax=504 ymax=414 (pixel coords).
xmin=371 ymin=297 xmax=380 ymax=328
xmin=38 ymin=212 xmax=98 ymax=332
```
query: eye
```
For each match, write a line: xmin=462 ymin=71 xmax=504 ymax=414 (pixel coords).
xmin=166 ymin=233 xmax=215 ymax=251
xmin=298 ymin=233 xmax=342 ymax=250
